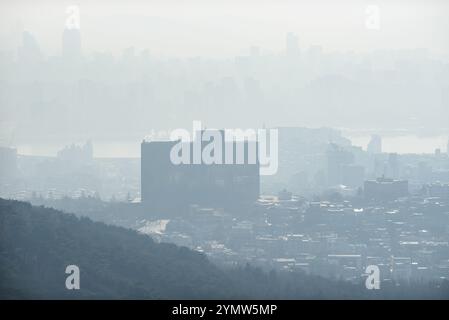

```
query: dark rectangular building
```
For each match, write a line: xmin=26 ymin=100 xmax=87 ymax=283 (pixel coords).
xmin=141 ymin=134 xmax=260 ymax=212
xmin=364 ymin=177 xmax=408 ymax=201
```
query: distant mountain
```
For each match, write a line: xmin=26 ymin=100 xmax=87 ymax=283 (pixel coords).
xmin=1 ymin=198 xmax=448 ymax=299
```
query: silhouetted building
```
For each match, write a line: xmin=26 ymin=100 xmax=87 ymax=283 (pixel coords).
xmin=62 ymin=28 xmax=82 ymax=61
xmin=18 ymin=31 xmax=43 ymax=64
xmin=418 ymin=161 xmax=432 ymax=183
xmin=387 ymin=153 xmax=399 ymax=179
xmin=367 ymin=135 xmax=382 ymax=154
xmin=431 ymin=170 xmax=449 ymax=183
xmin=426 ymin=183 xmax=449 ymax=198
xmin=57 ymin=141 xmax=93 ymax=164
xmin=341 ymin=164 xmax=365 ymax=188
xmin=250 ymin=45 xmax=260 ymax=58
xmin=286 ymin=32 xmax=299 ymax=57
xmin=447 ymin=138 xmax=449 ymax=156
xmin=327 ymin=143 xmax=354 ymax=186
xmin=364 ymin=177 xmax=408 ymax=201
xmin=141 ymin=131 xmax=260 ymax=212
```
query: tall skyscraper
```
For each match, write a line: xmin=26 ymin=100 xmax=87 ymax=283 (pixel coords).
xmin=17 ymin=31 xmax=42 ymax=64
xmin=250 ymin=45 xmax=260 ymax=58
xmin=62 ymin=28 xmax=82 ymax=61
xmin=447 ymin=138 xmax=449 ymax=156
xmin=367 ymin=135 xmax=382 ymax=154
xmin=326 ymin=143 xmax=354 ymax=187
xmin=388 ymin=153 xmax=399 ymax=179
xmin=285 ymin=32 xmax=299 ymax=57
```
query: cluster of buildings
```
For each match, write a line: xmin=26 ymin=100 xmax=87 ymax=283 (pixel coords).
xmin=140 ymin=190 xmax=449 ymax=283
xmin=2 ymin=128 xmax=449 ymax=284
xmin=136 ymin=130 xmax=449 ymax=283
xmin=0 ymin=142 xmax=139 ymax=202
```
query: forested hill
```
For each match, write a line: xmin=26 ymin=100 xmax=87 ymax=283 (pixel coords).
xmin=0 ymin=198 xmax=233 ymax=299
xmin=1 ymin=198 xmax=448 ymax=299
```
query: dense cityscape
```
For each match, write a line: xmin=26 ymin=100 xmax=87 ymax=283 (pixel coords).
xmin=2 ymin=127 xmax=449 ymax=284
xmin=1 ymin=0 xmax=449 ymax=302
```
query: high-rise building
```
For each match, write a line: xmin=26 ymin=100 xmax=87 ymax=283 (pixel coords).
xmin=427 ymin=183 xmax=449 ymax=198
xmin=326 ymin=143 xmax=354 ymax=187
xmin=388 ymin=153 xmax=399 ymax=179
xmin=141 ymin=131 xmax=260 ymax=213
xmin=367 ymin=135 xmax=382 ymax=154
xmin=341 ymin=164 xmax=365 ymax=188
xmin=250 ymin=45 xmax=260 ymax=58
xmin=286 ymin=32 xmax=299 ymax=57
xmin=17 ymin=31 xmax=42 ymax=64
xmin=62 ymin=28 xmax=82 ymax=60
xmin=447 ymin=138 xmax=449 ymax=156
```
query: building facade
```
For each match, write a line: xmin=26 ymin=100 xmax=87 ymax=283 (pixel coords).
xmin=141 ymin=132 xmax=260 ymax=212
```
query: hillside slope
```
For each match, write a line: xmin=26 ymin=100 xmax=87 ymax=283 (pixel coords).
xmin=0 ymin=198 xmax=233 ymax=299
xmin=1 ymin=198 xmax=448 ymax=299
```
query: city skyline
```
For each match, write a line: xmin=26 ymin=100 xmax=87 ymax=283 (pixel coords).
xmin=1 ymin=27 xmax=449 ymax=156
xmin=1 ymin=0 xmax=449 ymax=58
xmin=1 ymin=0 xmax=449 ymax=302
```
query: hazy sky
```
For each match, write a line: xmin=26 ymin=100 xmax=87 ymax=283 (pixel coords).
xmin=1 ymin=0 xmax=448 ymax=156
xmin=1 ymin=0 xmax=448 ymax=58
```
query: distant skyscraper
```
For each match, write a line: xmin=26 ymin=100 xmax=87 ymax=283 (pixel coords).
xmin=285 ymin=32 xmax=299 ymax=57
xmin=306 ymin=45 xmax=323 ymax=65
xmin=326 ymin=143 xmax=354 ymax=186
xmin=447 ymin=138 xmax=449 ymax=156
xmin=367 ymin=135 xmax=382 ymax=154
xmin=62 ymin=28 xmax=82 ymax=60
xmin=122 ymin=46 xmax=135 ymax=62
xmin=388 ymin=153 xmax=399 ymax=179
xmin=18 ymin=31 xmax=42 ymax=64
xmin=250 ymin=45 xmax=260 ymax=58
